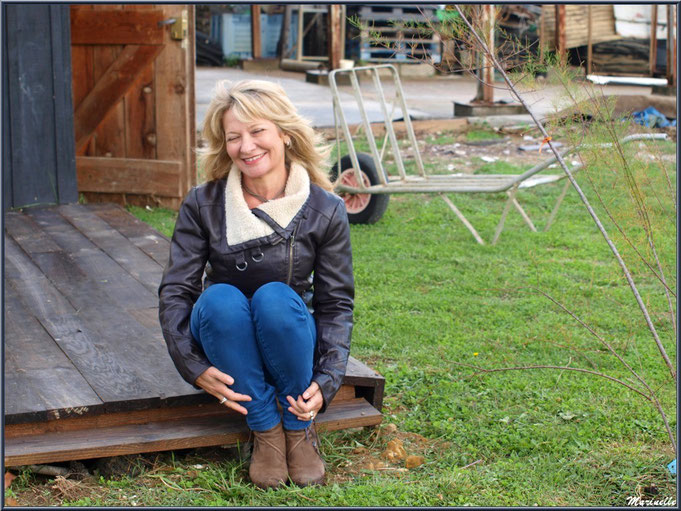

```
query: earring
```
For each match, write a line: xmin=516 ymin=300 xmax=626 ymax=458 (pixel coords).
xmin=285 ymin=138 xmax=291 ymax=148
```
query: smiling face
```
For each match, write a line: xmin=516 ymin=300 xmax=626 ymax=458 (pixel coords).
xmin=223 ymin=108 xmax=288 ymax=183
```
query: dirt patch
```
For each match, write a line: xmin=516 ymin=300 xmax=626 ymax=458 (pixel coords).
xmin=326 ymin=422 xmax=449 ymax=485
xmin=553 ymin=95 xmax=677 ymax=125
xmin=419 ymin=133 xmax=550 ymax=172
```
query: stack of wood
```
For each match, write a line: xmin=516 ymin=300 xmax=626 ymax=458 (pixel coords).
xmin=590 ymin=39 xmax=655 ymax=76
xmin=356 ymin=5 xmax=441 ymax=63
xmin=496 ymin=5 xmax=542 ymax=69
xmin=540 ymin=5 xmax=620 ymax=50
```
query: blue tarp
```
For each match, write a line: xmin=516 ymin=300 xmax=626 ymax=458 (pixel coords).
xmin=631 ymin=106 xmax=677 ymax=128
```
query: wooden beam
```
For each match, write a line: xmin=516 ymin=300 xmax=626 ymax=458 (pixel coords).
xmin=670 ymin=5 xmax=676 ymax=87
xmin=539 ymin=7 xmax=545 ymax=63
xmin=482 ymin=4 xmax=494 ymax=103
xmin=475 ymin=5 xmax=495 ymax=104
xmin=187 ymin=6 xmax=197 ymax=188
xmin=555 ymin=5 xmax=567 ymax=66
xmin=5 ymin=385 xmax=357 ymax=439
xmin=251 ymin=5 xmax=261 ymax=59
xmin=70 ymin=8 xmax=164 ymax=45
xmin=154 ymin=5 xmax=193 ymax=199
xmin=650 ymin=5 xmax=658 ymax=76
xmin=341 ymin=4 xmax=347 ymax=59
xmin=5 ymin=398 xmax=381 ymax=466
xmin=297 ymin=4 xmax=304 ymax=61
xmin=667 ymin=5 xmax=673 ymax=85
xmin=73 ymin=44 xmax=164 ymax=152
xmin=278 ymin=5 xmax=292 ymax=58
xmin=587 ymin=6 xmax=593 ymax=75
xmin=76 ymin=156 xmax=182 ymax=197
xmin=327 ymin=4 xmax=342 ymax=70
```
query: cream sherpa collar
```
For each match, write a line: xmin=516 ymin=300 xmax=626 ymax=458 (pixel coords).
xmin=224 ymin=162 xmax=310 ymax=246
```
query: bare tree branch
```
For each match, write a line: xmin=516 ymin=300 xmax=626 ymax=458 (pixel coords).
xmin=453 ymin=361 xmax=651 ymax=401
xmin=453 ymin=5 xmax=676 ymax=382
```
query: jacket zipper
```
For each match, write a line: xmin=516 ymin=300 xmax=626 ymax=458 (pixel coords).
xmin=286 ymin=225 xmax=298 ymax=286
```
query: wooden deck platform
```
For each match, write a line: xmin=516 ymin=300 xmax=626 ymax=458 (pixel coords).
xmin=4 ymin=204 xmax=384 ymax=467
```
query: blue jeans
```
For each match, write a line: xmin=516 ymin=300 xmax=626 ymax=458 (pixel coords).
xmin=190 ymin=282 xmax=316 ymax=432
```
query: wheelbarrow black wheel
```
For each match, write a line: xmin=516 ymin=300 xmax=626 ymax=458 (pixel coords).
xmin=330 ymin=153 xmax=390 ymax=224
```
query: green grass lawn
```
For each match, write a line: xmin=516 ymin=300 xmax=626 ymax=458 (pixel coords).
xmin=7 ymin=134 xmax=676 ymax=507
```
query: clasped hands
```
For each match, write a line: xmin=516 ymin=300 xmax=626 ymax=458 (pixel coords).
xmin=195 ymin=366 xmax=323 ymax=420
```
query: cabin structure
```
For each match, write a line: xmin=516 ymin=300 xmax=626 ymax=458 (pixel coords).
xmin=3 ymin=4 xmax=384 ymax=468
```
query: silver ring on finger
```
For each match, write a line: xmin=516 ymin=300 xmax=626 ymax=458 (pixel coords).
xmin=219 ymin=397 xmax=227 ymax=404
xmin=309 ymin=410 xmax=315 ymax=420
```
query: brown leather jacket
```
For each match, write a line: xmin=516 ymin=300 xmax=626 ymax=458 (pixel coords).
xmin=158 ymin=178 xmax=354 ymax=412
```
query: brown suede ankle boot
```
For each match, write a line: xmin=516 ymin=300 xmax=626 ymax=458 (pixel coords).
xmin=249 ymin=422 xmax=288 ymax=489
xmin=285 ymin=425 xmax=325 ymax=487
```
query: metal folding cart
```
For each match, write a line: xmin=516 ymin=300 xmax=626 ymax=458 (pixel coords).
xmin=328 ymin=64 xmax=666 ymax=244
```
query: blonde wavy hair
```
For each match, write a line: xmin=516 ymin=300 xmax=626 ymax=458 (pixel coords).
xmin=198 ymin=79 xmax=333 ymax=191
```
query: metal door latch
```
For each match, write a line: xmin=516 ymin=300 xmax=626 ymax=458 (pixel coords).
xmin=158 ymin=10 xmax=187 ymax=40
xmin=171 ymin=10 xmax=188 ymax=40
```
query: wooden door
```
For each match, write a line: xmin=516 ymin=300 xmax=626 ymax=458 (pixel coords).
xmin=70 ymin=5 xmax=196 ymax=210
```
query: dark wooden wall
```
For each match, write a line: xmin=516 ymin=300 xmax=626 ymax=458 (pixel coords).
xmin=3 ymin=4 xmax=78 ymax=210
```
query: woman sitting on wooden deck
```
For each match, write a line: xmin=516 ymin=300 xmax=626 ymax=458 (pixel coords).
xmin=158 ymin=80 xmax=354 ymax=489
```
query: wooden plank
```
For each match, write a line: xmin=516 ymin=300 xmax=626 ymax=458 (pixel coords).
xmin=70 ymin=8 xmax=164 ymax=45
xmin=343 ymin=356 xmax=385 ymax=411
xmin=6 ymin=383 xmax=358 ymax=439
xmin=124 ymin=65 xmax=156 ymax=159
xmin=5 ymin=398 xmax=381 ymax=466
xmin=251 ymin=5 xmax=262 ymax=58
xmin=89 ymin=9 xmax=127 ymax=159
xmin=587 ymin=6 xmax=593 ymax=75
xmin=3 ymin=211 xmax=62 ymax=254
xmin=155 ymin=4 xmax=193 ymax=198
xmin=5 ymin=211 xmax=190 ymax=398
xmin=6 ymin=234 xmax=195 ymax=413
xmin=5 ymin=414 xmax=249 ymax=466
xmin=5 ymin=402 xmax=226 ymax=439
xmin=555 ymin=5 xmax=566 ymax=65
xmin=4 ymin=236 xmax=163 ymax=411
xmin=335 ymin=384 xmax=356 ymax=402
xmin=345 ymin=356 xmax=384 ymax=382
xmin=19 ymin=207 xmax=158 ymax=310
xmin=327 ymin=5 xmax=342 ymax=70
xmin=3 ymin=236 xmax=74 ymax=319
xmin=4 ymin=279 xmax=104 ymax=418
xmin=542 ymin=5 xmax=618 ymax=50
xmin=50 ymin=4 xmax=79 ymax=205
xmin=87 ymin=203 xmax=171 ymax=266
xmin=120 ymin=5 xmax=158 ymax=160
xmin=56 ymin=204 xmax=165 ymax=294
xmin=76 ymin=156 xmax=182 ymax=197
xmin=315 ymin=398 xmax=382 ymax=432
xmin=71 ymin=44 xmax=95 ymax=157
xmin=187 ymin=6 xmax=197 ymax=188
xmin=2 ymin=18 xmax=11 ymax=208
xmin=70 ymin=45 xmax=95 ymax=110
xmin=74 ymin=44 xmax=164 ymax=153
xmin=666 ymin=5 xmax=674 ymax=85
xmin=650 ymin=5 xmax=658 ymax=75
